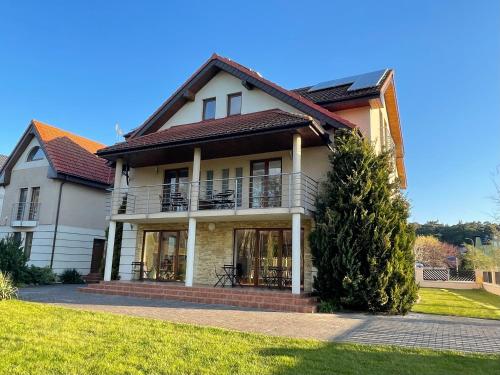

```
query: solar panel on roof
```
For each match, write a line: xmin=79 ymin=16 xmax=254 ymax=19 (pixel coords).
xmin=308 ymin=69 xmax=388 ymax=93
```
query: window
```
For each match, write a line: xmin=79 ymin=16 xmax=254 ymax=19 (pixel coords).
xmin=24 ymin=232 xmax=33 ymax=260
xmin=29 ymin=187 xmax=40 ymax=220
xmin=227 ymin=93 xmax=242 ymax=116
xmin=235 ymin=167 xmax=243 ymax=207
xmin=222 ymin=168 xmax=230 ymax=192
xmin=203 ymin=98 xmax=216 ymax=120
xmin=206 ymin=170 xmax=214 ymax=198
xmin=26 ymin=146 xmax=44 ymax=162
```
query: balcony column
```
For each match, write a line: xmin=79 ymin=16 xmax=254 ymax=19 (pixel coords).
xmin=292 ymin=134 xmax=302 ymax=294
xmin=104 ymin=158 xmax=123 ymax=282
xmin=185 ymin=147 xmax=201 ymax=287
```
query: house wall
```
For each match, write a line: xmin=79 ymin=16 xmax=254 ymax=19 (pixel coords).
xmin=121 ymin=219 xmax=314 ymax=292
xmin=0 ymin=224 xmax=105 ymax=275
xmin=160 ymin=71 xmax=303 ymax=129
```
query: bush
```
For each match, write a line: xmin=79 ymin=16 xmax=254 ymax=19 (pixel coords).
xmin=20 ymin=266 xmax=56 ymax=285
xmin=0 ymin=235 xmax=27 ymax=283
xmin=310 ymin=129 xmax=418 ymax=314
xmin=0 ymin=271 xmax=18 ymax=300
xmin=59 ymin=269 xmax=84 ymax=284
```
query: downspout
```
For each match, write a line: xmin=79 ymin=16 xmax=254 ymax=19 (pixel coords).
xmin=50 ymin=181 xmax=65 ymax=269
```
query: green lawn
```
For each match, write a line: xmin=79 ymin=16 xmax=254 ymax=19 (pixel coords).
xmin=413 ymin=288 xmax=500 ymax=320
xmin=0 ymin=301 xmax=498 ymax=375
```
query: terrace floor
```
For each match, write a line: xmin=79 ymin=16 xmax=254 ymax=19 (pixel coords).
xmin=20 ymin=284 xmax=500 ymax=354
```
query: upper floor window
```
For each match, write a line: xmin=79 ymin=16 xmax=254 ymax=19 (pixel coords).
xmin=227 ymin=93 xmax=242 ymax=116
xmin=203 ymin=98 xmax=216 ymax=120
xmin=26 ymin=146 xmax=44 ymax=162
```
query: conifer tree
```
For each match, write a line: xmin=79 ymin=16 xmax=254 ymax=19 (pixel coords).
xmin=310 ymin=129 xmax=417 ymax=314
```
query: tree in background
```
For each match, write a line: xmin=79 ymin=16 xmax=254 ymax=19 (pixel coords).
xmin=310 ymin=129 xmax=417 ymax=314
xmin=414 ymin=235 xmax=459 ymax=268
xmin=413 ymin=221 xmax=499 ymax=246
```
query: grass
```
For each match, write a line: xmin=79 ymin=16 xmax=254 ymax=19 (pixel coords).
xmin=0 ymin=301 xmax=498 ymax=375
xmin=412 ymin=288 xmax=500 ymax=320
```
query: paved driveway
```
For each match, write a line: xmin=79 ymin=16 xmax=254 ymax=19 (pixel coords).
xmin=19 ymin=285 xmax=500 ymax=354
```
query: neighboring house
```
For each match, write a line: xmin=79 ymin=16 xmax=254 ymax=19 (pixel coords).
xmin=0 ymin=120 xmax=113 ymax=275
xmin=96 ymin=54 xmax=405 ymax=296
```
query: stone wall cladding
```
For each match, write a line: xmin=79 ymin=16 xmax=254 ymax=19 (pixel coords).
xmin=133 ymin=218 xmax=313 ymax=292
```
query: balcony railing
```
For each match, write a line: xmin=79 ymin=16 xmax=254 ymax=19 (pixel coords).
xmin=107 ymin=172 xmax=318 ymax=217
xmin=11 ymin=202 xmax=41 ymax=226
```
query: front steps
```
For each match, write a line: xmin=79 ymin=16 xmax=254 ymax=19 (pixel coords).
xmin=79 ymin=281 xmax=318 ymax=313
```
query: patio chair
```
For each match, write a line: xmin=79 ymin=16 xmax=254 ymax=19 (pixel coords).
xmin=213 ymin=266 xmax=227 ymax=287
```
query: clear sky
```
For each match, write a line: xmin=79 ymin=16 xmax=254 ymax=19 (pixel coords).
xmin=0 ymin=0 xmax=499 ymax=224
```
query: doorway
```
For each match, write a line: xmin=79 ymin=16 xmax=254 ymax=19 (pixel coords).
xmin=90 ymin=239 xmax=105 ymax=273
xmin=141 ymin=230 xmax=188 ymax=281
xmin=234 ymin=229 xmax=303 ymax=288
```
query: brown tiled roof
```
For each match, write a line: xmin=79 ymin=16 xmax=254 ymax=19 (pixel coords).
xmin=0 ymin=155 xmax=7 ymax=170
xmin=292 ymin=70 xmax=391 ymax=104
xmin=32 ymin=120 xmax=113 ymax=185
xmin=99 ymin=109 xmax=312 ymax=154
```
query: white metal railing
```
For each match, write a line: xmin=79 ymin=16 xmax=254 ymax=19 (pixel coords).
xmin=107 ymin=172 xmax=318 ymax=216
xmin=11 ymin=202 xmax=41 ymax=226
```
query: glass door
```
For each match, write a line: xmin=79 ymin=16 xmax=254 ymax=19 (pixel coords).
xmin=16 ymin=188 xmax=28 ymax=220
xmin=158 ymin=232 xmax=178 ymax=281
xmin=29 ymin=187 xmax=40 ymax=220
xmin=163 ymin=169 xmax=189 ymax=211
xmin=250 ymin=159 xmax=282 ymax=208
xmin=234 ymin=229 xmax=257 ymax=285
xmin=257 ymin=230 xmax=281 ymax=287
xmin=141 ymin=230 xmax=187 ymax=281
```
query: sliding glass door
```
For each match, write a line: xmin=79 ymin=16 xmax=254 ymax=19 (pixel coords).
xmin=234 ymin=229 xmax=303 ymax=288
xmin=141 ymin=230 xmax=187 ymax=281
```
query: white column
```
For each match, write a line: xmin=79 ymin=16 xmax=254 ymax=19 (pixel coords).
xmin=104 ymin=221 xmax=116 ymax=281
xmin=185 ymin=217 xmax=197 ymax=287
xmin=104 ymin=158 xmax=123 ymax=282
xmin=185 ymin=148 xmax=201 ymax=287
xmin=292 ymin=213 xmax=301 ymax=294
xmin=190 ymin=147 xmax=201 ymax=211
xmin=292 ymin=134 xmax=302 ymax=294
xmin=292 ymin=134 xmax=302 ymax=207
xmin=112 ymin=158 xmax=124 ymax=214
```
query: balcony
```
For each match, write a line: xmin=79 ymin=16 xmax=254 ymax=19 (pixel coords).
xmin=11 ymin=202 xmax=41 ymax=227
xmin=107 ymin=172 xmax=318 ymax=221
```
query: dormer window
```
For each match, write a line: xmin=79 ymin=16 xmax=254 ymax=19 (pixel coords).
xmin=26 ymin=146 xmax=44 ymax=162
xmin=227 ymin=93 xmax=242 ymax=116
xmin=203 ymin=98 xmax=216 ymax=120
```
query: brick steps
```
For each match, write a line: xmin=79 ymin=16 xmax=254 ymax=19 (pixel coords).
xmin=79 ymin=282 xmax=318 ymax=313
xmin=83 ymin=273 xmax=102 ymax=284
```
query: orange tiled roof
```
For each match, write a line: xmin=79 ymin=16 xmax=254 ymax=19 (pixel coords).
xmin=32 ymin=120 xmax=113 ymax=186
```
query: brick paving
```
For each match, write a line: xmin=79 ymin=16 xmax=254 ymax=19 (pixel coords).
xmin=19 ymin=285 xmax=500 ymax=354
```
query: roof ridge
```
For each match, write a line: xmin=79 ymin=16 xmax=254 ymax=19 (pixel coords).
xmin=32 ymin=119 xmax=107 ymax=149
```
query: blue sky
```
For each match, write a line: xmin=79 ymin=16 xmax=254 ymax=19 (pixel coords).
xmin=0 ymin=0 xmax=499 ymax=224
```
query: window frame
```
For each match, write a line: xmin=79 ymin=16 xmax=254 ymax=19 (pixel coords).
xmin=26 ymin=146 xmax=44 ymax=162
xmin=227 ymin=92 xmax=242 ymax=116
xmin=202 ymin=97 xmax=216 ymax=120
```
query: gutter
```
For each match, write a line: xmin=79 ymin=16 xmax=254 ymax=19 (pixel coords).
xmin=50 ymin=180 xmax=65 ymax=269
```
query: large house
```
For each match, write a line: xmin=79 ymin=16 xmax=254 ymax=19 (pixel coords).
xmin=92 ymin=54 xmax=405 ymax=311
xmin=0 ymin=121 xmax=113 ymax=275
